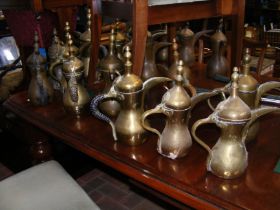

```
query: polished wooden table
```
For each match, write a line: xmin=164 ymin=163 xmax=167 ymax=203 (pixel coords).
xmin=3 ymin=70 xmax=280 ymax=209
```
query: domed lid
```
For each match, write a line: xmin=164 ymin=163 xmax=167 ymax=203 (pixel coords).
xmin=63 ymin=34 xmax=84 ymax=74
xmin=179 ymin=22 xmax=194 ymax=38
xmin=211 ymin=19 xmax=227 ymax=42
xmin=115 ymin=46 xmax=143 ymax=93
xmin=63 ymin=22 xmax=79 ymax=57
xmin=168 ymin=38 xmax=191 ymax=80
xmin=163 ymin=60 xmax=191 ymax=110
xmin=114 ymin=19 xmax=126 ymax=44
xmin=216 ymin=68 xmax=251 ymax=122
xmin=48 ymin=28 xmax=64 ymax=61
xmin=26 ymin=31 xmax=46 ymax=66
xmin=238 ymin=48 xmax=258 ymax=92
xmin=98 ymin=28 xmax=124 ymax=73
xmin=80 ymin=8 xmax=91 ymax=42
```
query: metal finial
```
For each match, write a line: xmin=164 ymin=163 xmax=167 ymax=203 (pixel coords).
xmin=231 ymin=67 xmax=239 ymax=97
xmin=34 ymin=31 xmax=39 ymax=53
xmin=218 ymin=18 xmax=223 ymax=31
xmin=124 ymin=46 xmax=132 ymax=73
xmin=176 ymin=60 xmax=184 ymax=84
xmin=87 ymin=8 xmax=91 ymax=29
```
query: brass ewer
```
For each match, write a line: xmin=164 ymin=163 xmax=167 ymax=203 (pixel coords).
xmin=90 ymin=46 xmax=171 ymax=146
xmin=97 ymin=28 xmax=124 ymax=117
xmin=192 ymin=68 xmax=279 ymax=179
xmin=27 ymin=31 xmax=54 ymax=106
xmin=238 ymin=48 xmax=280 ymax=142
xmin=51 ymin=33 xmax=90 ymax=116
xmin=206 ymin=19 xmax=229 ymax=78
xmin=178 ymin=22 xmax=212 ymax=67
xmin=142 ymin=60 xmax=221 ymax=159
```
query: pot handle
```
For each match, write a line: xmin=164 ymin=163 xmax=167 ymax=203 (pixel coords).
xmin=49 ymin=59 xmax=63 ymax=82
xmin=142 ymin=104 xmax=171 ymax=140
xmin=90 ymin=93 xmax=119 ymax=141
xmin=191 ymin=115 xmax=214 ymax=154
xmin=184 ymin=82 xmax=196 ymax=97
xmin=207 ymin=85 xmax=229 ymax=111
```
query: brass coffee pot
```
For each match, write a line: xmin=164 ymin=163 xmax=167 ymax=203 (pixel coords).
xmin=206 ymin=19 xmax=229 ymax=78
xmin=50 ymin=34 xmax=90 ymax=116
xmin=27 ymin=31 xmax=54 ymax=106
xmin=91 ymin=46 xmax=171 ymax=145
xmin=114 ymin=19 xmax=128 ymax=61
xmin=192 ymin=68 xmax=279 ymax=179
xmin=178 ymin=22 xmax=212 ymax=67
xmin=141 ymin=31 xmax=171 ymax=81
xmin=97 ymin=29 xmax=124 ymax=117
xmin=142 ymin=60 xmax=221 ymax=159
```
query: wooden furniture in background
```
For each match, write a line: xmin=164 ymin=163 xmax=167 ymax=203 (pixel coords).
xmin=89 ymin=0 xmax=245 ymax=85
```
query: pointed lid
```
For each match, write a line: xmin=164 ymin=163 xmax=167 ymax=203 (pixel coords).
xmin=179 ymin=22 xmax=194 ymax=38
xmin=168 ymin=38 xmax=191 ymax=80
xmin=115 ymin=46 xmax=143 ymax=93
xmin=211 ymin=18 xmax=227 ymax=42
xmin=63 ymin=33 xmax=84 ymax=74
xmin=27 ymin=31 xmax=46 ymax=66
xmin=114 ymin=19 xmax=126 ymax=44
xmin=238 ymin=48 xmax=258 ymax=92
xmin=163 ymin=60 xmax=191 ymax=110
xmin=216 ymin=67 xmax=251 ymax=122
xmin=80 ymin=8 xmax=91 ymax=42
xmin=48 ymin=28 xmax=64 ymax=61
xmin=63 ymin=22 xmax=79 ymax=57
xmin=98 ymin=28 xmax=124 ymax=73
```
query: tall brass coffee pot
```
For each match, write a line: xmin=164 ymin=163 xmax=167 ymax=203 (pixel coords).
xmin=192 ymin=68 xmax=279 ymax=179
xmin=91 ymin=46 xmax=171 ymax=146
xmin=206 ymin=19 xmax=229 ymax=78
xmin=238 ymin=48 xmax=280 ymax=142
xmin=50 ymin=34 xmax=90 ymax=116
xmin=178 ymin=22 xmax=212 ymax=67
xmin=142 ymin=60 xmax=220 ymax=159
xmin=27 ymin=32 xmax=53 ymax=106
xmin=97 ymin=29 xmax=124 ymax=117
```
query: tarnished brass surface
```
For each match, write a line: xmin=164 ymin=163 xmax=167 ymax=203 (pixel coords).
xmin=192 ymin=68 xmax=279 ymax=179
xmin=27 ymin=32 xmax=53 ymax=106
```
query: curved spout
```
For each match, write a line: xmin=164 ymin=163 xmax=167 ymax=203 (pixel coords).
xmin=255 ymin=81 xmax=280 ymax=107
xmin=192 ymin=29 xmax=213 ymax=47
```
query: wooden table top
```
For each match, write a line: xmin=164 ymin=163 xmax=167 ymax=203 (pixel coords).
xmin=3 ymin=66 xmax=280 ymax=210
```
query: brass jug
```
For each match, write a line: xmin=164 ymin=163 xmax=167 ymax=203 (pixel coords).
xmin=206 ymin=19 xmax=229 ymax=78
xmin=27 ymin=31 xmax=54 ymax=106
xmin=51 ymin=34 xmax=90 ymax=116
xmin=178 ymin=22 xmax=212 ymax=67
xmin=192 ymin=68 xmax=279 ymax=179
xmin=97 ymin=29 xmax=124 ymax=117
xmin=90 ymin=46 xmax=171 ymax=145
xmin=114 ymin=19 xmax=128 ymax=61
xmin=141 ymin=31 xmax=171 ymax=81
xmin=142 ymin=60 xmax=220 ymax=159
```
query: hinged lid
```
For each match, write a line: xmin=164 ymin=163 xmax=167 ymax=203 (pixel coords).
xmin=211 ymin=19 xmax=227 ymax=43
xmin=163 ymin=60 xmax=191 ymax=110
xmin=216 ymin=68 xmax=251 ymax=122
xmin=179 ymin=22 xmax=194 ymax=38
xmin=48 ymin=28 xmax=64 ymax=61
xmin=114 ymin=19 xmax=126 ymax=45
xmin=115 ymin=46 xmax=143 ymax=93
xmin=63 ymin=22 xmax=79 ymax=57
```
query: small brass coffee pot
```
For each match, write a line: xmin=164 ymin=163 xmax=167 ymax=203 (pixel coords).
xmin=178 ymin=22 xmax=212 ymax=67
xmin=206 ymin=19 xmax=229 ymax=78
xmin=51 ymin=34 xmax=90 ymax=116
xmin=192 ymin=68 xmax=279 ymax=179
xmin=114 ymin=19 xmax=128 ymax=61
xmin=97 ymin=29 xmax=124 ymax=117
xmin=142 ymin=60 xmax=221 ymax=159
xmin=91 ymin=46 xmax=171 ymax=145
xmin=27 ymin=31 xmax=53 ymax=106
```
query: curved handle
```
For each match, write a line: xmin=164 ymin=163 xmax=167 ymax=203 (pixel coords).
xmin=191 ymin=115 xmax=214 ymax=154
xmin=207 ymin=85 xmax=229 ymax=111
xmin=49 ymin=59 xmax=63 ymax=82
xmin=255 ymin=81 xmax=280 ymax=107
xmin=142 ymin=104 xmax=170 ymax=139
xmin=90 ymin=93 xmax=118 ymax=141
xmin=79 ymin=42 xmax=91 ymax=56
xmin=183 ymin=82 xmax=196 ymax=97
